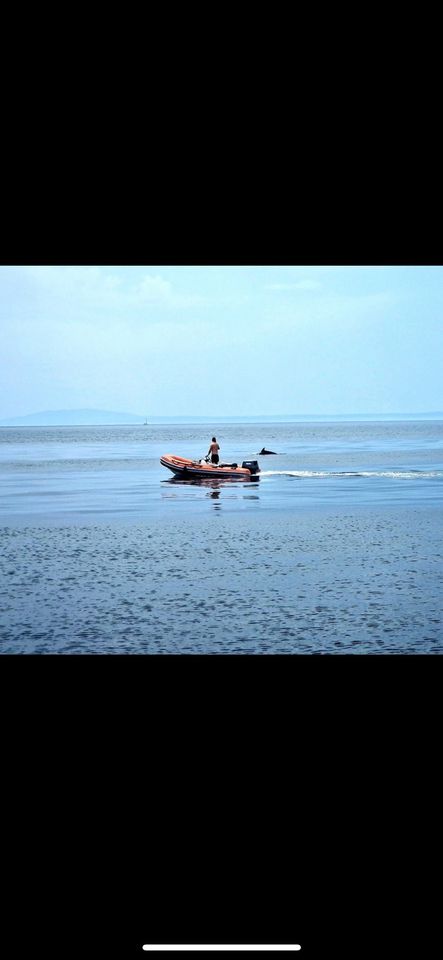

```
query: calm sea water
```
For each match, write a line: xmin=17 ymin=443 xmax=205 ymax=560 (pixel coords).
xmin=1 ymin=420 xmax=442 ymax=521
xmin=1 ymin=421 xmax=442 ymax=653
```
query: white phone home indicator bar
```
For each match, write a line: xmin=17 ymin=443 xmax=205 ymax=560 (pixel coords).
xmin=142 ymin=947 xmax=301 ymax=953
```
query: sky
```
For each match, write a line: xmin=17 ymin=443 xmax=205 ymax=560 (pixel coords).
xmin=0 ymin=265 xmax=442 ymax=418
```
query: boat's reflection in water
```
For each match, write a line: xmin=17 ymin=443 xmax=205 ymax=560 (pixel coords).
xmin=161 ymin=476 xmax=260 ymax=507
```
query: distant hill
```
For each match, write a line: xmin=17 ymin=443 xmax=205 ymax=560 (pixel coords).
xmin=0 ymin=409 xmax=146 ymax=426
xmin=1 ymin=409 xmax=442 ymax=426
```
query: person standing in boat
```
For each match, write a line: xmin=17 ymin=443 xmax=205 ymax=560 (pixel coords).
xmin=207 ymin=436 xmax=220 ymax=464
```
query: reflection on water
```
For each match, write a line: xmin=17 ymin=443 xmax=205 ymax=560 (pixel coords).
xmin=162 ymin=476 xmax=259 ymax=487
xmin=161 ymin=476 xmax=261 ymax=508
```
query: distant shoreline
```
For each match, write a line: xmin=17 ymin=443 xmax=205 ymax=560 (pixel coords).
xmin=1 ymin=413 xmax=443 ymax=427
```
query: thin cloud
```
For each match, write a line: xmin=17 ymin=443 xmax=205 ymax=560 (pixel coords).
xmin=20 ymin=266 xmax=207 ymax=311
xmin=265 ymin=280 xmax=322 ymax=291
xmin=135 ymin=275 xmax=173 ymax=302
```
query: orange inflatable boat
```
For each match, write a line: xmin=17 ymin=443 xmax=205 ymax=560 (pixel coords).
xmin=160 ymin=454 xmax=260 ymax=480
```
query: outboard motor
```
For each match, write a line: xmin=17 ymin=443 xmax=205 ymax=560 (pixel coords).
xmin=242 ymin=460 xmax=260 ymax=475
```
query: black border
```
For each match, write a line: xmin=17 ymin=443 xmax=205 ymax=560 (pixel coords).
xmin=3 ymin=653 xmax=441 ymax=958
xmin=3 ymin=136 xmax=442 ymax=267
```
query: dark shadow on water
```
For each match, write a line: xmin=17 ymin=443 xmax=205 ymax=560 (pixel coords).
xmin=161 ymin=476 xmax=260 ymax=505
xmin=162 ymin=477 xmax=260 ymax=490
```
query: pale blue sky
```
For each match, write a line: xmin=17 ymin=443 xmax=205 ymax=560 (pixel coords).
xmin=1 ymin=265 xmax=442 ymax=418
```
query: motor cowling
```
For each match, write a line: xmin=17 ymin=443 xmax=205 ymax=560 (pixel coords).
xmin=242 ymin=460 xmax=260 ymax=475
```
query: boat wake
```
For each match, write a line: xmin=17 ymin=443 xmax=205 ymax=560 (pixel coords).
xmin=259 ymin=469 xmax=443 ymax=479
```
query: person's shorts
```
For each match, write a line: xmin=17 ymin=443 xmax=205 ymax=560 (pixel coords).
xmin=211 ymin=454 xmax=219 ymax=464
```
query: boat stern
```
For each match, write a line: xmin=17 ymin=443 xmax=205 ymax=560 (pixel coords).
xmin=241 ymin=460 xmax=260 ymax=475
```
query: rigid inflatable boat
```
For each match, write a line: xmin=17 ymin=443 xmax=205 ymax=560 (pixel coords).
xmin=160 ymin=454 xmax=260 ymax=480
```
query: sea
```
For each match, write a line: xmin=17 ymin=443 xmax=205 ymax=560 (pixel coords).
xmin=1 ymin=419 xmax=442 ymax=653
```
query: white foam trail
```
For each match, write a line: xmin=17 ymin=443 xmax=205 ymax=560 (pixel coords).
xmin=259 ymin=470 xmax=442 ymax=479
xmin=259 ymin=470 xmax=328 ymax=477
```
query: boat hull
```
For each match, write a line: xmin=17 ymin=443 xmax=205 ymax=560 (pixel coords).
xmin=160 ymin=454 xmax=259 ymax=480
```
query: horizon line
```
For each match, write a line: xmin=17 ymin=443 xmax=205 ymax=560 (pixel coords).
xmin=1 ymin=408 xmax=443 ymax=420
xmin=2 ymin=414 xmax=443 ymax=426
